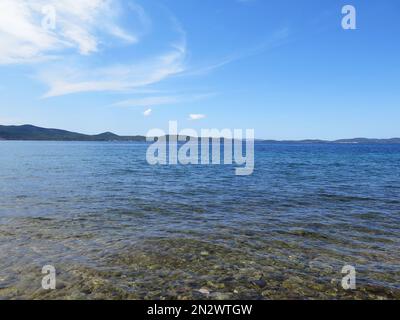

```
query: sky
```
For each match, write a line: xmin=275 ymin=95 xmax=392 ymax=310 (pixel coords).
xmin=0 ymin=0 xmax=399 ymax=140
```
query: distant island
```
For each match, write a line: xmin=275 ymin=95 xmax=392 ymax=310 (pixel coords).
xmin=1 ymin=124 xmax=400 ymax=144
xmin=0 ymin=124 xmax=146 ymax=142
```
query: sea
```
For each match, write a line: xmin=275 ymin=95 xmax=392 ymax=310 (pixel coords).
xmin=0 ymin=141 xmax=399 ymax=299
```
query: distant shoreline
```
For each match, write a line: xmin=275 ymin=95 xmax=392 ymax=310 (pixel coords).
xmin=1 ymin=124 xmax=400 ymax=144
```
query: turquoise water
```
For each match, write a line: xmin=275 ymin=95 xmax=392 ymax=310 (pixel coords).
xmin=0 ymin=141 xmax=399 ymax=299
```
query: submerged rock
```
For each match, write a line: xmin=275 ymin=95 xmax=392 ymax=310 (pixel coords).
xmin=251 ymin=279 xmax=267 ymax=288
xmin=198 ymin=288 xmax=210 ymax=295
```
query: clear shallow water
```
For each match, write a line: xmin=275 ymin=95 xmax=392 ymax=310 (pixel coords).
xmin=0 ymin=141 xmax=399 ymax=300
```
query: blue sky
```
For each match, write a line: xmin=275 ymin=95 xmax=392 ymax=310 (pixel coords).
xmin=0 ymin=0 xmax=399 ymax=139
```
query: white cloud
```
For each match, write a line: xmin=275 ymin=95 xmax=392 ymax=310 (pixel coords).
xmin=0 ymin=0 xmax=141 ymax=64
xmin=189 ymin=114 xmax=206 ymax=120
xmin=143 ymin=108 xmax=152 ymax=117
xmin=0 ymin=1 xmax=189 ymax=99
xmin=0 ymin=0 xmax=287 ymax=102
xmin=40 ymin=43 xmax=186 ymax=97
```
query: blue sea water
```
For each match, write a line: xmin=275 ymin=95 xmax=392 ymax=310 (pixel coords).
xmin=0 ymin=141 xmax=399 ymax=299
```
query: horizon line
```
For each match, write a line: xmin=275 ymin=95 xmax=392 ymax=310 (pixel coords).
xmin=1 ymin=123 xmax=400 ymax=142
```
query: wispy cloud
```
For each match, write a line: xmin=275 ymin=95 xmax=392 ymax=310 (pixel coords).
xmin=20 ymin=0 xmax=188 ymax=98
xmin=0 ymin=0 xmax=290 ymax=105
xmin=0 ymin=0 xmax=141 ymax=64
xmin=182 ymin=26 xmax=290 ymax=77
xmin=40 ymin=43 xmax=186 ymax=97
xmin=114 ymin=95 xmax=181 ymax=108
xmin=0 ymin=0 xmax=183 ymax=98
xmin=189 ymin=114 xmax=206 ymax=120
xmin=112 ymin=93 xmax=215 ymax=108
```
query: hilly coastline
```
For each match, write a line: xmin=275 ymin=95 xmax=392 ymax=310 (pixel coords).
xmin=0 ymin=125 xmax=146 ymax=141
xmin=1 ymin=124 xmax=400 ymax=144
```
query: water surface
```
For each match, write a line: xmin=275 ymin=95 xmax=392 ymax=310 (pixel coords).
xmin=0 ymin=141 xmax=399 ymax=299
